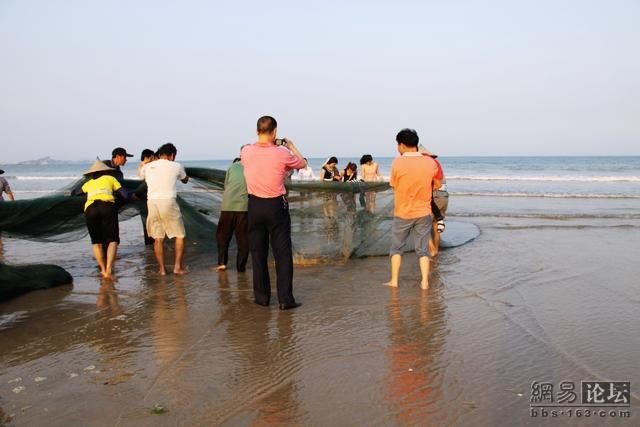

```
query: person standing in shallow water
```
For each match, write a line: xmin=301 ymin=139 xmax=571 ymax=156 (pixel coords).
xmin=216 ymin=156 xmax=249 ymax=272
xmin=137 ymin=148 xmax=157 ymax=245
xmin=79 ymin=160 xmax=129 ymax=279
xmin=241 ymin=115 xmax=306 ymax=310
xmin=385 ymin=129 xmax=441 ymax=290
xmin=360 ymin=154 xmax=382 ymax=212
xmin=139 ymin=143 xmax=189 ymax=276
xmin=0 ymin=169 xmax=15 ymax=201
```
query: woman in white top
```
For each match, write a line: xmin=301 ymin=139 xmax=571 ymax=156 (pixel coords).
xmin=295 ymin=158 xmax=316 ymax=180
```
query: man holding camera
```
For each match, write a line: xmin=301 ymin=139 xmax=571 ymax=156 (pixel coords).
xmin=241 ymin=116 xmax=306 ymax=310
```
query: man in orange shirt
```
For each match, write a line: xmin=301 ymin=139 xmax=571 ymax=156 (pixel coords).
xmin=384 ymin=129 xmax=441 ymax=290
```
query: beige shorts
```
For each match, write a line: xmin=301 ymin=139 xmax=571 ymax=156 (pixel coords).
xmin=147 ymin=199 xmax=186 ymax=239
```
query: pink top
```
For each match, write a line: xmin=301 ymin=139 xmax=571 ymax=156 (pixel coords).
xmin=241 ymin=143 xmax=306 ymax=198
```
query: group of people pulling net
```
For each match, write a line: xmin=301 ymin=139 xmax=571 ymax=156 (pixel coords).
xmin=0 ymin=123 xmax=448 ymax=302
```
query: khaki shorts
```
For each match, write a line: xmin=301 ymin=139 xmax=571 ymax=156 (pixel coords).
xmin=147 ymin=199 xmax=186 ymax=239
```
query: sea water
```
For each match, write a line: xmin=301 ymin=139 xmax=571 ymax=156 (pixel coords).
xmin=3 ymin=156 xmax=638 ymax=198
xmin=1 ymin=157 xmax=639 ymax=425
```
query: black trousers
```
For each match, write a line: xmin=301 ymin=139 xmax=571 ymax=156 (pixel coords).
xmin=431 ymin=200 xmax=443 ymax=222
xmin=85 ymin=200 xmax=119 ymax=245
xmin=248 ymin=195 xmax=295 ymax=305
xmin=216 ymin=211 xmax=249 ymax=271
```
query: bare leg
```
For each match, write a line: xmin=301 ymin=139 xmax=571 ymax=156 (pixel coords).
xmin=104 ymin=242 xmax=118 ymax=279
xmin=433 ymin=225 xmax=441 ymax=255
xmin=419 ymin=256 xmax=430 ymax=290
xmin=383 ymin=254 xmax=402 ymax=287
xmin=173 ymin=237 xmax=187 ymax=274
xmin=153 ymin=237 xmax=166 ymax=275
xmin=429 ymin=221 xmax=439 ymax=257
xmin=92 ymin=244 xmax=107 ymax=277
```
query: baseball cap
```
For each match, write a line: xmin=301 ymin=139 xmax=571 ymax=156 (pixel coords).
xmin=112 ymin=147 xmax=134 ymax=158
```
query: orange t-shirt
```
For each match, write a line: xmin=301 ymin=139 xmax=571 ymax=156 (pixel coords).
xmin=390 ymin=152 xmax=439 ymax=219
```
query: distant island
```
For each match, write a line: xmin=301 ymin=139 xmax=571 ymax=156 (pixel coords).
xmin=17 ymin=156 xmax=91 ymax=165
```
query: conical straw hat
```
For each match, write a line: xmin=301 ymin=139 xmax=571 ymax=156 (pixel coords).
xmin=83 ymin=159 xmax=114 ymax=176
xmin=418 ymin=145 xmax=437 ymax=158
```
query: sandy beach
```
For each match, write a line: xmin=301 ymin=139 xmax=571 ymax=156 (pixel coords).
xmin=1 ymin=191 xmax=638 ymax=426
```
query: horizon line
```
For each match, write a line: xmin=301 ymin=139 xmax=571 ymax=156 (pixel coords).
xmin=4 ymin=153 xmax=640 ymax=165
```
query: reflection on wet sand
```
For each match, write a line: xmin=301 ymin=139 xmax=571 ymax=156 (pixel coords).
xmin=151 ymin=278 xmax=188 ymax=369
xmin=385 ymin=283 xmax=447 ymax=425
xmin=195 ymin=273 xmax=302 ymax=425
xmin=96 ymin=280 xmax=122 ymax=315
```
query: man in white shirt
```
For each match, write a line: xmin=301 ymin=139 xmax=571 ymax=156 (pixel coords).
xmin=139 ymin=143 xmax=189 ymax=275
xmin=294 ymin=158 xmax=315 ymax=180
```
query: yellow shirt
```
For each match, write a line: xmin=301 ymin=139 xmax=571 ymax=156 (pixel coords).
xmin=81 ymin=175 xmax=122 ymax=211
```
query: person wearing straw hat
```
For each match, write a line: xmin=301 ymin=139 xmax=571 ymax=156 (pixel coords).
xmin=80 ymin=160 xmax=129 ymax=279
xmin=0 ymin=169 xmax=14 ymax=201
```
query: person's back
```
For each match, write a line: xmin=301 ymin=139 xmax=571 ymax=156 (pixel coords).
xmin=0 ymin=175 xmax=13 ymax=201
xmin=391 ymin=155 xmax=438 ymax=219
xmin=138 ymin=143 xmax=188 ymax=276
xmin=361 ymin=162 xmax=380 ymax=182
xmin=141 ymin=158 xmax=185 ymax=200
xmin=242 ymin=145 xmax=304 ymax=197
xmin=296 ymin=163 xmax=315 ymax=180
xmin=81 ymin=174 xmax=121 ymax=211
xmin=216 ymin=160 xmax=249 ymax=272
xmin=385 ymin=128 xmax=439 ymax=291
xmin=241 ymin=115 xmax=306 ymax=310
xmin=221 ymin=162 xmax=248 ymax=211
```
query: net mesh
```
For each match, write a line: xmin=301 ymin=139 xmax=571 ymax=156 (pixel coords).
xmin=0 ymin=261 xmax=73 ymax=300
xmin=0 ymin=167 xmax=396 ymax=298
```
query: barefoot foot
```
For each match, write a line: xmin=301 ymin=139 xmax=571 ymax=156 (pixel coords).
xmin=420 ymin=281 xmax=429 ymax=290
xmin=382 ymin=281 xmax=398 ymax=288
xmin=173 ymin=268 xmax=188 ymax=275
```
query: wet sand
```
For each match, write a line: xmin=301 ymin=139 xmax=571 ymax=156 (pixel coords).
xmin=1 ymin=196 xmax=639 ymax=426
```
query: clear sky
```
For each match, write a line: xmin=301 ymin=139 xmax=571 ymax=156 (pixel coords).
xmin=1 ymin=0 xmax=639 ymax=163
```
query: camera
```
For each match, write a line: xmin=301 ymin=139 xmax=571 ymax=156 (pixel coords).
xmin=275 ymin=138 xmax=287 ymax=146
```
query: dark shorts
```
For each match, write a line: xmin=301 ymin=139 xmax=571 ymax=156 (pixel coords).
xmin=390 ymin=215 xmax=432 ymax=258
xmin=85 ymin=200 xmax=120 ymax=245
xmin=433 ymin=190 xmax=449 ymax=217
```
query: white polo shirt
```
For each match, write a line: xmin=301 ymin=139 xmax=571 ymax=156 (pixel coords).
xmin=139 ymin=159 xmax=187 ymax=200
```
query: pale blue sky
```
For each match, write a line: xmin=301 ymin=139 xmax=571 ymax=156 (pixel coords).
xmin=1 ymin=0 xmax=639 ymax=162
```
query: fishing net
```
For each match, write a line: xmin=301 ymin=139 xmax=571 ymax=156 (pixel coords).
xmin=0 ymin=261 xmax=72 ymax=300
xmin=0 ymin=167 xmax=397 ymax=298
xmin=0 ymin=178 xmax=146 ymax=242
xmin=184 ymin=167 xmax=395 ymax=263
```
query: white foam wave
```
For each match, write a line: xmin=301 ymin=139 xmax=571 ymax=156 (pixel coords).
xmin=13 ymin=176 xmax=78 ymax=181
xmin=452 ymin=191 xmax=640 ymax=199
xmin=447 ymin=175 xmax=640 ymax=183
xmin=13 ymin=190 xmax=61 ymax=194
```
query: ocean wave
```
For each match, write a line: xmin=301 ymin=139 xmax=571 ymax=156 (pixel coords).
xmin=453 ymin=212 xmax=640 ymax=220
xmin=447 ymin=175 xmax=640 ymax=183
xmin=451 ymin=192 xmax=640 ymax=199
xmin=13 ymin=190 xmax=62 ymax=194
xmin=12 ymin=176 xmax=78 ymax=181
